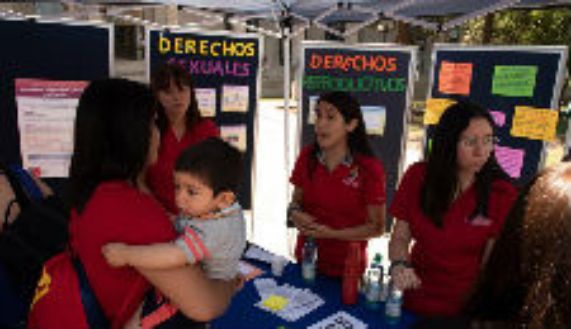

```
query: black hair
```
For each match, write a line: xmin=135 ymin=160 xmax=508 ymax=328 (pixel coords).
xmin=174 ymin=137 xmax=243 ymax=195
xmin=421 ymin=100 xmax=510 ymax=227
xmin=309 ymin=91 xmax=373 ymax=177
xmin=151 ymin=62 xmax=202 ymax=134
xmin=68 ymin=78 xmax=155 ymax=213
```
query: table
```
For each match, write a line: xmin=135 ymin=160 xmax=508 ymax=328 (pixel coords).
xmin=212 ymin=260 xmax=417 ymax=329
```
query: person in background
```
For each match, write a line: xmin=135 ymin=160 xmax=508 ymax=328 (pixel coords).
xmin=148 ymin=62 xmax=219 ymax=214
xmin=388 ymin=100 xmax=517 ymax=322
xmin=288 ymin=91 xmax=386 ymax=278
xmin=41 ymin=79 xmax=235 ymax=329
xmin=466 ymin=163 xmax=571 ymax=329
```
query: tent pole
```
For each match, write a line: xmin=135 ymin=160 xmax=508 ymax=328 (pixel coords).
xmin=283 ymin=27 xmax=291 ymax=205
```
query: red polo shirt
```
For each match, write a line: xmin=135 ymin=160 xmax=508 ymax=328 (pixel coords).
xmin=69 ymin=181 xmax=176 ymax=329
xmin=389 ymin=162 xmax=517 ymax=316
xmin=290 ymin=145 xmax=386 ymax=277
xmin=147 ymin=119 xmax=219 ymax=213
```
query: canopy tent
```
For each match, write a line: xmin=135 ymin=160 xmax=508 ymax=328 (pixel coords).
xmin=85 ymin=0 xmax=571 ymax=32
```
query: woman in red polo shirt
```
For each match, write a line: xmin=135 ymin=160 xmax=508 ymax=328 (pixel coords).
xmin=28 ymin=79 xmax=236 ymax=329
xmin=388 ymin=101 xmax=517 ymax=319
xmin=288 ymin=91 xmax=386 ymax=277
xmin=147 ymin=63 xmax=219 ymax=214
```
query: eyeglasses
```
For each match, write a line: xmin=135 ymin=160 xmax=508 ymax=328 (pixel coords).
xmin=459 ymin=135 xmax=498 ymax=149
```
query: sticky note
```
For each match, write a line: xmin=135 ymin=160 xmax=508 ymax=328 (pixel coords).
xmin=261 ymin=295 xmax=289 ymax=312
xmin=424 ymin=98 xmax=456 ymax=125
xmin=492 ymin=66 xmax=537 ymax=97
xmin=438 ymin=61 xmax=473 ymax=96
xmin=489 ymin=110 xmax=506 ymax=127
xmin=510 ymin=106 xmax=558 ymax=141
xmin=495 ymin=145 xmax=525 ymax=179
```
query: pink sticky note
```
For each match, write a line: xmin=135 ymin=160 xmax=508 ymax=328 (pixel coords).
xmin=494 ymin=145 xmax=524 ymax=179
xmin=489 ymin=110 xmax=506 ymax=127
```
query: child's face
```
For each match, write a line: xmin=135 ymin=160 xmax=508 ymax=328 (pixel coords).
xmin=174 ymin=172 xmax=220 ymax=218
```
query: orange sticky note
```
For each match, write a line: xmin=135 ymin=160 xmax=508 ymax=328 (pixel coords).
xmin=438 ymin=61 xmax=473 ymax=96
xmin=424 ymin=98 xmax=456 ymax=125
xmin=510 ymin=106 xmax=559 ymax=141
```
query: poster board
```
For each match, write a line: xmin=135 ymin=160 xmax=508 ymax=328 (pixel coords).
xmin=0 ymin=18 xmax=112 ymax=181
xmin=147 ymin=28 xmax=262 ymax=209
xmin=298 ymin=42 xmax=417 ymax=229
xmin=427 ymin=44 xmax=568 ymax=185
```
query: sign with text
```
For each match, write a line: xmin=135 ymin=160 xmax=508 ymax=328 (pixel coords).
xmin=299 ymin=42 xmax=416 ymax=230
xmin=148 ymin=29 xmax=261 ymax=209
xmin=0 ymin=20 xmax=111 ymax=170
xmin=15 ymin=79 xmax=88 ymax=178
xmin=428 ymin=45 xmax=568 ymax=184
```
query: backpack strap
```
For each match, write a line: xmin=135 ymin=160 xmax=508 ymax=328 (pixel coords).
xmin=72 ymin=256 xmax=110 ymax=329
xmin=7 ymin=165 xmax=43 ymax=202
xmin=2 ymin=165 xmax=30 ymax=210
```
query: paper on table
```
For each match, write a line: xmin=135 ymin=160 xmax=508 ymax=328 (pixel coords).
xmin=243 ymin=245 xmax=276 ymax=264
xmin=238 ymin=260 xmax=263 ymax=281
xmin=307 ymin=311 xmax=367 ymax=329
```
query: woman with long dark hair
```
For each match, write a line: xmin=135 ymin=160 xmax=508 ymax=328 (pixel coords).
xmin=147 ymin=62 xmax=219 ymax=214
xmin=388 ymin=100 xmax=517 ymax=319
xmin=31 ymin=79 xmax=235 ymax=329
xmin=288 ymin=91 xmax=386 ymax=277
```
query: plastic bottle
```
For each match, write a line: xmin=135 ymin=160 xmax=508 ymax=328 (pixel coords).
xmin=385 ymin=280 xmax=403 ymax=324
xmin=301 ymin=236 xmax=317 ymax=283
xmin=364 ymin=253 xmax=384 ymax=310
xmin=364 ymin=268 xmax=381 ymax=310
xmin=342 ymin=242 xmax=361 ymax=305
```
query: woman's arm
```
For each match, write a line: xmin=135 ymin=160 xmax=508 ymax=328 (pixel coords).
xmin=102 ymin=242 xmax=187 ymax=269
xmin=301 ymin=204 xmax=385 ymax=241
xmin=388 ymin=219 xmax=421 ymax=290
xmin=139 ymin=265 xmax=237 ymax=321
xmin=289 ymin=187 xmax=319 ymax=232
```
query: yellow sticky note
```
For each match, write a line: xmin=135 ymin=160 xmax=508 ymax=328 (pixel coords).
xmin=261 ymin=295 xmax=289 ymax=312
xmin=424 ymin=98 xmax=456 ymax=125
xmin=510 ymin=106 xmax=559 ymax=141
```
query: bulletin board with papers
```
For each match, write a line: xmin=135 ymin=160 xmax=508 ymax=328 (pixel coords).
xmin=425 ymin=44 xmax=568 ymax=185
xmin=147 ymin=28 xmax=262 ymax=209
xmin=0 ymin=18 xmax=112 ymax=178
xmin=298 ymin=42 xmax=417 ymax=225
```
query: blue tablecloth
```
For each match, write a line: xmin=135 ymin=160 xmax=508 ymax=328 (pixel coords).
xmin=212 ymin=260 xmax=417 ymax=329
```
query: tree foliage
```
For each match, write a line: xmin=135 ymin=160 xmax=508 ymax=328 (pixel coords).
xmin=463 ymin=8 xmax=571 ymax=46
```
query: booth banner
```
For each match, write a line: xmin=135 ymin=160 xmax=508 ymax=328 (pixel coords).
xmin=299 ymin=42 xmax=417 ymax=229
xmin=15 ymin=79 xmax=88 ymax=178
xmin=148 ymin=29 xmax=262 ymax=209
xmin=427 ymin=44 xmax=568 ymax=185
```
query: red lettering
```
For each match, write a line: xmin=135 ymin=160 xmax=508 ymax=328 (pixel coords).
xmin=309 ymin=54 xmax=322 ymax=69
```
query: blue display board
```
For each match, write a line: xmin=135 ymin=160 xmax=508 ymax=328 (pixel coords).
xmin=298 ymin=42 xmax=417 ymax=229
xmin=0 ymin=18 xmax=112 ymax=165
xmin=147 ymin=28 xmax=262 ymax=209
xmin=427 ymin=44 xmax=568 ymax=186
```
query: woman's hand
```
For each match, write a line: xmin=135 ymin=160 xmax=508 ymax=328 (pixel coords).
xmin=301 ymin=222 xmax=337 ymax=239
xmin=102 ymin=242 xmax=130 ymax=267
xmin=391 ymin=265 xmax=421 ymax=290
xmin=290 ymin=210 xmax=317 ymax=231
